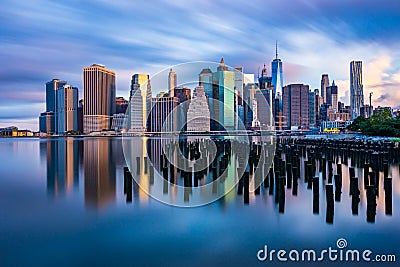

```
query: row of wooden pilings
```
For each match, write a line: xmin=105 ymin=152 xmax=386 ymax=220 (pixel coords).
xmin=123 ymin=137 xmax=398 ymax=222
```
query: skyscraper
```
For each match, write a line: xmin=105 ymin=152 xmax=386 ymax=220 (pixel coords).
xmin=314 ymin=89 xmax=323 ymax=126
xmin=271 ymin=42 xmax=283 ymax=98
xmin=321 ymin=74 xmax=329 ymax=103
xmin=40 ymin=78 xmax=79 ymax=134
xmin=254 ymin=89 xmax=273 ymax=129
xmin=199 ymin=68 xmax=213 ymax=130
xmin=43 ymin=78 xmax=66 ymax=133
xmin=57 ymin=84 xmax=78 ymax=134
xmin=271 ymin=43 xmax=284 ymax=130
xmin=187 ymin=86 xmax=210 ymax=132
xmin=46 ymin=79 xmax=66 ymax=113
xmin=243 ymin=82 xmax=257 ymax=129
xmin=309 ymin=90 xmax=315 ymax=127
xmin=116 ymin=97 xmax=129 ymax=114
xmin=259 ymin=64 xmax=273 ymax=89
xmin=234 ymin=66 xmax=244 ymax=100
xmin=150 ymin=96 xmax=178 ymax=132
xmin=174 ymin=86 xmax=191 ymax=131
xmin=199 ymin=68 xmax=213 ymax=99
xmin=326 ymin=81 xmax=338 ymax=112
xmin=168 ymin=69 xmax=177 ymax=97
xmin=83 ymin=64 xmax=116 ymax=133
xmin=350 ymin=61 xmax=364 ymax=119
xmin=282 ymin=84 xmax=310 ymax=130
xmin=39 ymin=112 xmax=55 ymax=134
xmin=257 ymin=64 xmax=274 ymax=128
xmin=130 ymin=74 xmax=151 ymax=132
xmin=78 ymin=99 xmax=84 ymax=134
xmin=212 ymin=57 xmax=235 ymax=131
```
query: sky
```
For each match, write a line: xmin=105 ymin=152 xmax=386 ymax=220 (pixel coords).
xmin=1 ymin=0 xmax=400 ymax=131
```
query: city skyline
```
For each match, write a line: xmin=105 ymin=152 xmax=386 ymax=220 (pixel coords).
xmin=1 ymin=0 xmax=400 ymax=130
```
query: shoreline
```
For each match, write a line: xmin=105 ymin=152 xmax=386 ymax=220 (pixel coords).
xmin=0 ymin=133 xmax=399 ymax=141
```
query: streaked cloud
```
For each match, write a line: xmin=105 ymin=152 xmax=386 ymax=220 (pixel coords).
xmin=1 ymin=0 xmax=400 ymax=130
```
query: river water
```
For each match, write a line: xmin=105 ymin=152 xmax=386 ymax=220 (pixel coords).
xmin=0 ymin=137 xmax=399 ymax=266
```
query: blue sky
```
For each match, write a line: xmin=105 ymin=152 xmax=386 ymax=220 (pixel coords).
xmin=1 ymin=0 xmax=400 ymax=130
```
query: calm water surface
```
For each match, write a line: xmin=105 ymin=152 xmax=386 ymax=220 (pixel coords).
xmin=0 ymin=137 xmax=399 ymax=267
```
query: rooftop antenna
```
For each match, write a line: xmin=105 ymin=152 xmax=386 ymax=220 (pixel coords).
xmin=275 ymin=40 xmax=278 ymax=59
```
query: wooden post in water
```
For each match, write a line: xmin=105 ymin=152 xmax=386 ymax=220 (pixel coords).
xmin=269 ymin=167 xmax=274 ymax=195
xmin=307 ymin=164 xmax=313 ymax=189
xmin=363 ymin=163 xmax=369 ymax=187
xmin=263 ymin=166 xmax=270 ymax=188
xmin=274 ymin=170 xmax=280 ymax=203
xmin=278 ymin=176 xmax=285 ymax=213
xmin=287 ymin=163 xmax=292 ymax=189
xmin=366 ymin=185 xmax=376 ymax=223
xmin=123 ymin=166 xmax=129 ymax=194
xmin=322 ymin=158 xmax=327 ymax=180
xmin=303 ymin=160 xmax=308 ymax=182
xmin=334 ymin=174 xmax=342 ymax=202
xmin=126 ymin=171 xmax=132 ymax=203
xmin=313 ymin=177 xmax=319 ymax=214
xmin=325 ymin=184 xmax=334 ymax=224
xmin=243 ymin=171 xmax=249 ymax=204
xmin=384 ymin=177 xmax=392 ymax=215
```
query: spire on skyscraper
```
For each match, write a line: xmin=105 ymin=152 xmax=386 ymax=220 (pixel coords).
xmin=217 ymin=57 xmax=228 ymax=71
xmin=275 ymin=40 xmax=278 ymax=60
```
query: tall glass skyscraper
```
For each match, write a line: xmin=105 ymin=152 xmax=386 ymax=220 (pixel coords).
xmin=271 ymin=44 xmax=283 ymax=99
xmin=130 ymin=74 xmax=151 ymax=132
xmin=199 ymin=68 xmax=213 ymax=99
xmin=40 ymin=78 xmax=78 ymax=134
xmin=212 ymin=58 xmax=235 ymax=131
xmin=44 ymin=79 xmax=66 ymax=133
xmin=350 ymin=61 xmax=364 ymax=119
xmin=272 ymin=44 xmax=284 ymax=130
xmin=320 ymin=74 xmax=329 ymax=103
xmin=46 ymin=79 xmax=66 ymax=113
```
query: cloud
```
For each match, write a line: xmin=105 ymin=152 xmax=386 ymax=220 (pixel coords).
xmin=1 ymin=0 xmax=400 ymax=130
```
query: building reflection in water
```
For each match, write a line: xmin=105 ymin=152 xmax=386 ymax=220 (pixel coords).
xmin=121 ymin=135 xmax=276 ymax=207
xmin=122 ymin=136 xmax=398 ymax=224
xmin=84 ymin=138 xmax=116 ymax=209
xmin=44 ymin=138 xmax=79 ymax=197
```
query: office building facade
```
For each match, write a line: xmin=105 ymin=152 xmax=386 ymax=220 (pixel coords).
xmin=83 ymin=64 xmax=116 ymax=133
xmin=150 ymin=96 xmax=178 ymax=132
xmin=57 ymin=85 xmax=78 ymax=134
xmin=350 ymin=61 xmax=364 ymax=119
xmin=168 ymin=69 xmax=177 ymax=97
xmin=321 ymin=74 xmax=329 ymax=103
xmin=212 ymin=57 xmax=235 ymax=131
xmin=282 ymin=84 xmax=310 ymax=130
xmin=130 ymin=73 xmax=151 ymax=131
xmin=187 ymin=86 xmax=210 ymax=132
